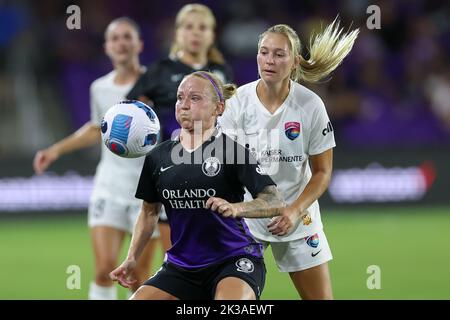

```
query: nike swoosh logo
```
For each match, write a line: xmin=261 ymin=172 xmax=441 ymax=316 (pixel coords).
xmin=311 ymin=249 xmax=322 ymax=257
xmin=160 ymin=165 xmax=174 ymax=173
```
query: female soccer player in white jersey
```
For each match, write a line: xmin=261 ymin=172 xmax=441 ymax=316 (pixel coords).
xmin=32 ymin=18 xmax=159 ymax=300
xmin=218 ymin=21 xmax=359 ymax=299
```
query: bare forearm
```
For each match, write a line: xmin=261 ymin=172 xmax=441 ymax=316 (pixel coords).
xmin=126 ymin=203 xmax=159 ymax=261
xmin=292 ymin=171 xmax=331 ymax=215
xmin=235 ymin=186 xmax=285 ymax=218
xmin=51 ymin=122 xmax=100 ymax=156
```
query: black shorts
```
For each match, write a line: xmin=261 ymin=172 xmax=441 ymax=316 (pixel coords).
xmin=143 ymin=255 xmax=266 ymax=300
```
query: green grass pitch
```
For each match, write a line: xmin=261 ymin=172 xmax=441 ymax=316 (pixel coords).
xmin=1 ymin=206 xmax=449 ymax=299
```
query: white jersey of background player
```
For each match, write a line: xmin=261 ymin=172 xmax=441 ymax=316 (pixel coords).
xmin=33 ymin=18 xmax=159 ymax=300
xmin=219 ymin=22 xmax=358 ymax=299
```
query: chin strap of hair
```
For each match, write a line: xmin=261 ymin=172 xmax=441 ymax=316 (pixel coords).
xmin=196 ymin=71 xmax=224 ymax=102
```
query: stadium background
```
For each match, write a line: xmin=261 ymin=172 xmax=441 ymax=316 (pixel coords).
xmin=0 ymin=0 xmax=449 ymax=299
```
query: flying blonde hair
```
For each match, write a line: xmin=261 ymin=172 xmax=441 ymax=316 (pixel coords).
xmin=258 ymin=17 xmax=359 ymax=83
xmin=170 ymin=3 xmax=225 ymax=65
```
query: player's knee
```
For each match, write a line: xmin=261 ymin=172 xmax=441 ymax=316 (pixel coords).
xmin=301 ymin=288 xmax=333 ymax=300
xmin=214 ymin=278 xmax=256 ymax=300
xmin=132 ymin=265 xmax=151 ymax=283
xmin=215 ymin=288 xmax=256 ymax=300
xmin=95 ymin=260 xmax=117 ymax=284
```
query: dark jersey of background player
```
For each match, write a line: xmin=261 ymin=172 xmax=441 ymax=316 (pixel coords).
xmin=126 ymin=3 xmax=233 ymax=141
xmin=135 ymin=129 xmax=274 ymax=268
xmin=127 ymin=58 xmax=232 ymax=140
xmin=126 ymin=6 xmax=232 ymax=257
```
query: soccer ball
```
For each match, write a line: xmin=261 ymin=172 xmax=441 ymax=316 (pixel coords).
xmin=101 ymin=100 xmax=160 ymax=158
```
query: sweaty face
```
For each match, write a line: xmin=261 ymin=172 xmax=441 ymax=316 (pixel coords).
xmin=175 ymin=12 xmax=214 ymax=56
xmin=175 ymin=76 xmax=218 ymax=132
xmin=105 ymin=22 xmax=142 ymax=64
xmin=257 ymin=32 xmax=295 ymax=84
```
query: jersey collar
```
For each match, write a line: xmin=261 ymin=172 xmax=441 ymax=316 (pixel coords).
xmin=173 ymin=125 xmax=222 ymax=142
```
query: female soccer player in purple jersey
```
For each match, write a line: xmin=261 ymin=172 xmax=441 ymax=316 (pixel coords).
xmin=126 ymin=2 xmax=233 ymax=266
xmin=110 ymin=71 xmax=285 ymax=300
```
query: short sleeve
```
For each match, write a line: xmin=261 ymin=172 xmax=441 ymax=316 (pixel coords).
xmin=126 ymin=65 xmax=158 ymax=100
xmin=218 ymin=95 xmax=240 ymax=140
xmin=308 ymin=97 xmax=336 ymax=155
xmin=89 ymin=83 xmax=102 ymax=127
xmin=233 ymin=142 xmax=276 ymax=199
xmin=135 ymin=154 xmax=160 ymax=203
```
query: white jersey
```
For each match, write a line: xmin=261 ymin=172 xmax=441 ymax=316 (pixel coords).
xmin=218 ymin=80 xmax=335 ymax=242
xmin=90 ymin=70 xmax=144 ymax=204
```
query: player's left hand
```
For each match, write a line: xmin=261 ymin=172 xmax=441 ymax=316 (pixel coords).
xmin=205 ymin=197 xmax=239 ymax=218
xmin=267 ymin=206 xmax=300 ymax=236
xmin=110 ymin=259 xmax=138 ymax=289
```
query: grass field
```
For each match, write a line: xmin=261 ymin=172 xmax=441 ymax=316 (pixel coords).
xmin=1 ymin=206 xmax=450 ymax=299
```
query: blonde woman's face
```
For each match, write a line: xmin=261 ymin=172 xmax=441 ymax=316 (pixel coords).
xmin=175 ymin=12 xmax=214 ymax=56
xmin=175 ymin=76 xmax=218 ymax=132
xmin=104 ymin=22 xmax=142 ymax=64
xmin=257 ymin=32 xmax=295 ymax=83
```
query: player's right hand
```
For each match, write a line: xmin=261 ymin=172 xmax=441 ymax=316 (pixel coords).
xmin=109 ymin=260 xmax=138 ymax=289
xmin=33 ymin=148 xmax=59 ymax=174
xmin=205 ymin=197 xmax=239 ymax=218
xmin=267 ymin=206 xmax=300 ymax=236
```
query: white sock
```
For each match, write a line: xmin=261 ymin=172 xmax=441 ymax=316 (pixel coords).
xmin=88 ymin=282 xmax=117 ymax=300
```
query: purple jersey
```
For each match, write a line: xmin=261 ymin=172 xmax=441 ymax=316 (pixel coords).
xmin=136 ymin=130 xmax=276 ymax=268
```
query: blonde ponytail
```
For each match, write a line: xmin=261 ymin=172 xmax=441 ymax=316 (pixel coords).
xmin=299 ymin=17 xmax=359 ymax=83
xmin=222 ymin=83 xmax=237 ymax=100
xmin=258 ymin=18 xmax=359 ymax=84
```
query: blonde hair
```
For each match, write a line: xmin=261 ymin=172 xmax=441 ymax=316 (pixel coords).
xmin=190 ymin=71 xmax=237 ymax=103
xmin=258 ymin=17 xmax=359 ymax=84
xmin=170 ymin=3 xmax=225 ymax=65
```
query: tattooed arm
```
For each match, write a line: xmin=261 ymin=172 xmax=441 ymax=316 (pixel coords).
xmin=205 ymin=185 xmax=286 ymax=219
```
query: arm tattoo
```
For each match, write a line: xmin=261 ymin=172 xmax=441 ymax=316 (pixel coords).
xmin=142 ymin=201 xmax=161 ymax=218
xmin=236 ymin=185 xmax=286 ymax=218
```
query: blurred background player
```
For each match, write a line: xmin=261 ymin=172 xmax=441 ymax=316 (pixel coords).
xmin=126 ymin=3 xmax=233 ymax=256
xmin=32 ymin=17 xmax=159 ymax=299
xmin=219 ymin=21 xmax=358 ymax=299
xmin=110 ymin=71 xmax=285 ymax=300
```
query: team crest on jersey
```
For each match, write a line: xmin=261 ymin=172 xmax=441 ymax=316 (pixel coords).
xmin=171 ymin=73 xmax=184 ymax=83
xmin=302 ymin=213 xmax=312 ymax=226
xmin=305 ymin=233 xmax=320 ymax=248
xmin=285 ymin=122 xmax=301 ymax=140
xmin=235 ymin=258 xmax=254 ymax=273
xmin=202 ymin=157 xmax=221 ymax=177
xmin=256 ymin=164 xmax=267 ymax=175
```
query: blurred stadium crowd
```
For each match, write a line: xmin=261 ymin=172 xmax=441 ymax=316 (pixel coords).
xmin=0 ymin=0 xmax=449 ymax=157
